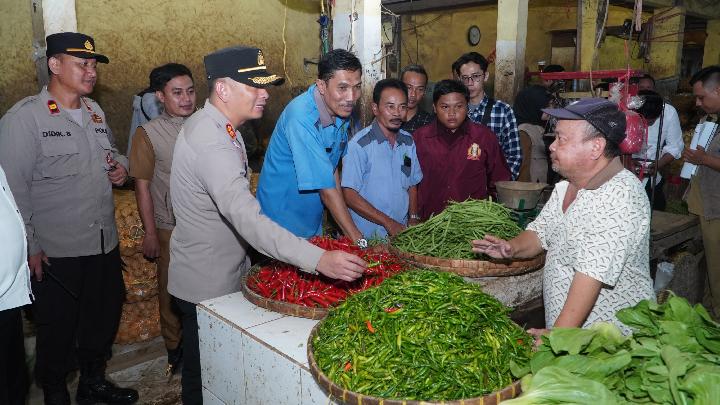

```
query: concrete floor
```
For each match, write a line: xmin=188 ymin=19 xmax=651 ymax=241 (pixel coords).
xmin=26 ymin=337 xmax=181 ymax=405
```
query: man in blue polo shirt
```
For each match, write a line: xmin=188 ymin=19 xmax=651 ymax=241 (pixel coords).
xmin=257 ymin=49 xmax=365 ymax=244
xmin=342 ymin=79 xmax=422 ymax=239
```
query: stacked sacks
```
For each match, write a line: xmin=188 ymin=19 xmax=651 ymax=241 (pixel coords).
xmin=113 ymin=190 xmax=161 ymax=344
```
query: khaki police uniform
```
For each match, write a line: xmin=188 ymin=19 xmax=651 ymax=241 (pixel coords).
xmin=128 ymin=112 xmax=184 ymax=351
xmin=169 ymin=99 xmax=323 ymax=304
xmin=169 ymin=99 xmax=324 ymax=404
xmin=0 ymin=86 xmax=127 ymax=389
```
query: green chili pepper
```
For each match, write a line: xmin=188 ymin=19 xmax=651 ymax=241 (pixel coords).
xmin=312 ymin=270 xmax=532 ymax=401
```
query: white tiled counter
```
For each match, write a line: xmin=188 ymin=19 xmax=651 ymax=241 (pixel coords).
xmin=197 ymin=292 xmax=339 ymax=405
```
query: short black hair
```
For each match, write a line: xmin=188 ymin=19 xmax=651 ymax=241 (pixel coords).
xmin=149 ymin=63 xmax=193 ymax=93
xmin=630 ymin=73 xmax=655 ymax=86
xmin=451 ymin=52 xmax=488 ymax=77
xmin=633 ymin=90 xmax=664 ymax=121
xmin=400 ymin=64 xmax=428 ymax=82
xmin=542 ymin=64 xmax=565 ymax=73
xmin=318 ymin=49 xmax=362 ymax=81
xmin=690 ymin=65 xmax=720 ymax=88
xmin=373 ymin=78 xmax=407 ymax=104
xmin=433 ymin=79 xmax=469 ymax=104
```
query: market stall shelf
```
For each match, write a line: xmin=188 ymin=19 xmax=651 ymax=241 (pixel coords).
xmin=306 ymin=322 xmax=521 ymax=405
xmin=388 ymin=244 xmax=544 ymax=277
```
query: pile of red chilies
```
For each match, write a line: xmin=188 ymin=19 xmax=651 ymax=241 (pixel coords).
xmin=246 ymin=236 xmax=408 ymax=308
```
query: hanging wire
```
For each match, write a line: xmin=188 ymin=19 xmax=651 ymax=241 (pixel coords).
xmin=282 ymin=0 xmax=292 ymax=87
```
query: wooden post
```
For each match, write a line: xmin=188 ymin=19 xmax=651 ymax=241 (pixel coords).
xmin=703 ymin=19 xmax=720 ymax=68
xmin=494 ymin=0 xmax=528 ymax=104
xmin=648 ymin=6 xmax=685 ymax=94
xmin=331 ymin=0 xmax=383 ymax=127
xmin=30 ymin=0 xmax=78 ymax=89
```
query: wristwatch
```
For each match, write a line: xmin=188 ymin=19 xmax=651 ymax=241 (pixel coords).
xmin=355 ymin=238 xmax=368 ymax=249
xmin=409 ymin=214 xmax=421 ymax=221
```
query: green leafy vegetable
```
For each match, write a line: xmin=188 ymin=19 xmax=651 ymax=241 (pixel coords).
xmin=506 ymin=294 xmax=720 ymax=404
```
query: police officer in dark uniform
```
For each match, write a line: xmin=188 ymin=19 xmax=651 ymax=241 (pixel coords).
xmin=0 ymin=32 xmax=138 ymax=405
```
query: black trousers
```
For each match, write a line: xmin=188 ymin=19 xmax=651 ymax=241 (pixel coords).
xmin=32 ymin=247 xmax=125 ymax=387
xmin=645 ymin=177 xmax=666 ymax=211
xmin=0 ymin=306 xmax=29 ymax=405
xmin=174 ymin=296 xmax=202 ymax=405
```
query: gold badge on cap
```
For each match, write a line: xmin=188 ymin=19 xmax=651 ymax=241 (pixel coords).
xmin=84 ymin=40 xmax=93 ymax=51
xmin=257 ymin=50 xmax=265 ymax=67
xmin=466 ymin=143 xmax=482 ymax=160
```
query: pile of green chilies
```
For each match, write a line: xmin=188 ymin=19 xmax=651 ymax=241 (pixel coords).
xmin=392 ymin=199 xmax=523 ymax=259
xmin=312 ymin=270 xmax=533 ymax=401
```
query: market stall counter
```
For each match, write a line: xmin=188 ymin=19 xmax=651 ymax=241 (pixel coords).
xmin=197 ymin=291 xmax=336 ymax=404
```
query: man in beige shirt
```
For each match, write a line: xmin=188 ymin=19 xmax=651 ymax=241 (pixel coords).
xmin=169 ymin=46 xmax=367 ymax=404
xmin=128 ymin=63 xmax=196 ymax=375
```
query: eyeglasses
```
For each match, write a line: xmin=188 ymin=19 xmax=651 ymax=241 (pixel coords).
xmin=460 ymin=73 xmax=484 ymax=83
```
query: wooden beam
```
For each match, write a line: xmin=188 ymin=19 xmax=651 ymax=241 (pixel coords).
xmin=30 ymin=0 xmax=78 ymax=89
xmin=30 ymin=0 xmax=48 ymax=89
xmin=494 ymin=0 xmax=528 ymax=103
xmin=382 ymin=0 xmax=494 ymax=14
xmin=333 ymin=0 xmax=384 ymax=126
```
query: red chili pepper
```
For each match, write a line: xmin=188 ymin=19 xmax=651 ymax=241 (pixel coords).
xmin=343 ymin=362 xmax=352 ymax=372
xmin=365 ymin=320 xmax=376 ymax=333
xmin=305 ymin=293 xmax=331 ymax=308
xmin=384 ymin=307 xmax=400 ymax=313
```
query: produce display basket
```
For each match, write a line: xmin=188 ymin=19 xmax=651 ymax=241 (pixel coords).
xmin=306 ymin=322 xmax=522 ymax=405
xmin=495 ymin=181 xmax=547 ymax=210
xmin=388 ymin=244 xmax=544 ymax=277
xmin=241 ymin=264 xmax=329 ymax=320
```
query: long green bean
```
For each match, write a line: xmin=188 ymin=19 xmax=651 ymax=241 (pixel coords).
xmin=393 ymin=199 xmax=522 ymax=259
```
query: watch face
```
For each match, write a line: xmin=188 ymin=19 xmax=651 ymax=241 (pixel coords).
xmin=468 ymin=25 xmax=481 ymax=46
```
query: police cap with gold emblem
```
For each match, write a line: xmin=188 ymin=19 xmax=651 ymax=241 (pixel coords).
xmin=46 ymin=32 xmax=109 ymax=64
xmin=204 ymin=46 xmax=284 ymax=88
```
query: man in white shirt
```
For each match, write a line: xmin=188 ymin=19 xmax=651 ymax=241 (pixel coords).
xmin=632 ymin=75 xmax=684 ymax=210
xmin=0 ymin=164 xmax=32 ymax=405
xmin=473 ymin=98 xmax=654 ymax=337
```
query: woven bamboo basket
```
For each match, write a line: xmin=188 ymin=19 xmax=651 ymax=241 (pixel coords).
xmin=388 ymin=245 xmax=544 ymax=277
xmin=240 ymin=264 xmax=330 ymax=320
xmin=307 ymin=322 xmax=522 ymax=405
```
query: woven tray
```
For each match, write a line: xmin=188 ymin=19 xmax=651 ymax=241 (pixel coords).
xmin=307 ymin=323 xmax=521 ymax=405
xmin=388 ymin=245 xmax=544 ymax=277
xmin=240 ymin=265 xmax=329 ymax=320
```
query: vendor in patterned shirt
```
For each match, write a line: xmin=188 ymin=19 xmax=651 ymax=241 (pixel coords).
xmin=472 ymin=98 xmax=654 ymax=337
xmin=451 ymin=52 xmax=521 ymax=179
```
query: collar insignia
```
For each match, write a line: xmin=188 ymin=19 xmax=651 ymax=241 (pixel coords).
xmin=48 ymin=100 xmax=60 ymax=114
xmin=226 ymin=123 xmax=236 ymax=140
xmin=91 ymin=113 xmax=103 ymax=123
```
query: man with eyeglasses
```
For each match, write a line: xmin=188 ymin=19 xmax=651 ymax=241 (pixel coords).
xmin=452 ymin=52 xmax=521 ymax=180
xmin=0 ymin=32 xmax=137 ymax=404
